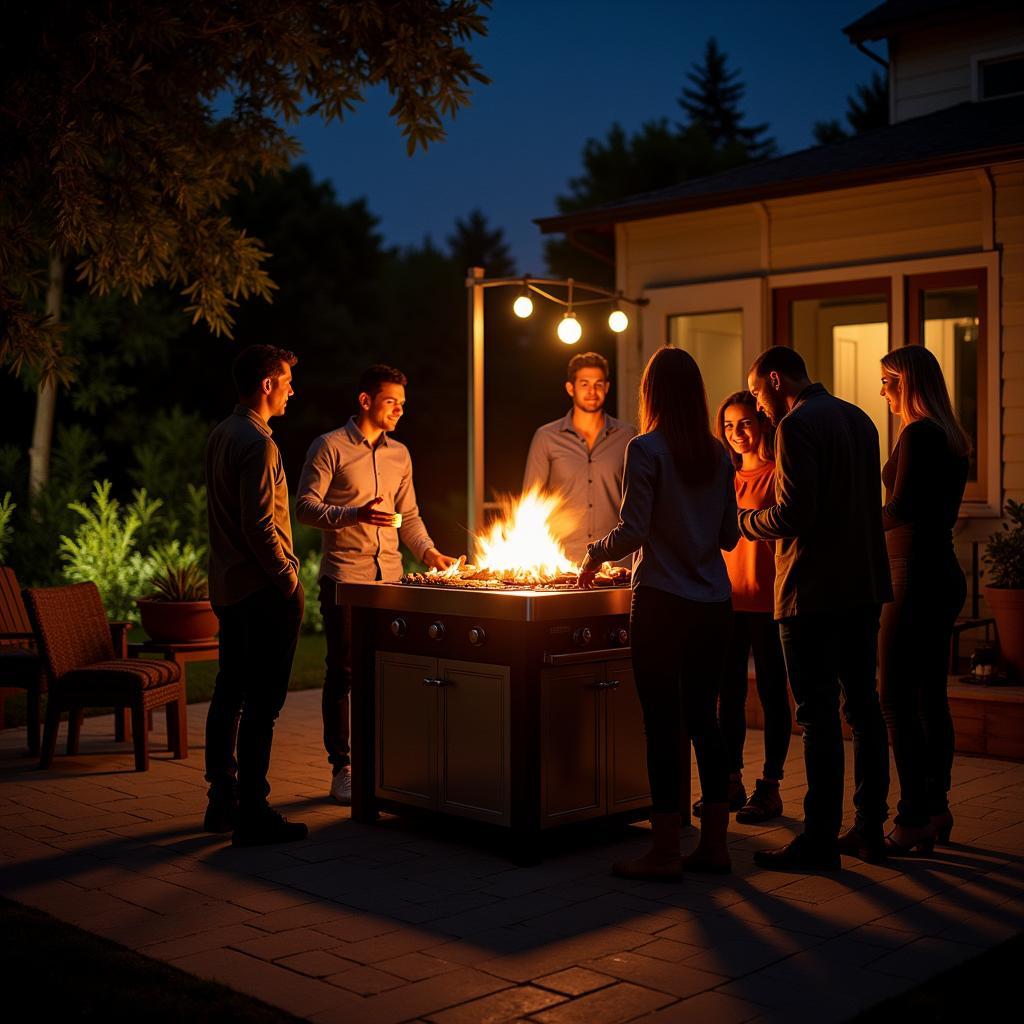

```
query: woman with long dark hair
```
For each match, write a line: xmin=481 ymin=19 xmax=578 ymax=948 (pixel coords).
xmin=878 ymin=345 xmax=970 ymax=854
xmin=690 ymin=391 xmax=790 ymax=825
xmin=580 ymin=347 xmax=739 ymax=878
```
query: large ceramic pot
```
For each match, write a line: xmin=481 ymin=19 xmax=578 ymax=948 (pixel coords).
xmin=137 ymin=599 xmax=219 ymax=644
xmin=984 ymin=586 xmax=1024 ymax=680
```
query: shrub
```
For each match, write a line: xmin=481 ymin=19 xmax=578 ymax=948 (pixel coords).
xmin=0 ymin=492 xmax=14 ymax=563
xmin=146 ymin=541 xmax=209 ymax=602
xmin=299 ymin=549 xmax=323 ymax=634
xmin=985 ymin=500 xmax=1024 ymax=590
xmin=59 ymin=481 xmax=163 ymax=620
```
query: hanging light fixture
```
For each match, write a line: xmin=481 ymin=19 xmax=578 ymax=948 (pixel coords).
xmin=512 ymin=279 xmax=533 ymax=318
xmin=608 ymin=302 xmax=628 ymax=333
xmin=557 ymin=312 xmax=582 ymax=344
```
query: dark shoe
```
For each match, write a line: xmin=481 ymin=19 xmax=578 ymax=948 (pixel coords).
xmin=693 ymin=779 xmax=746 ymax=819
xmin=754 ymin=833 xmax=841 ymax=871
xmin=931 ymin=810 xmax=954 ymax=844
xmin=203 ymin=799 xmax=237 ymax=834
xmin=232 ymin=809 xmax=308 ymax=847
xmin=837 ymin=826 xmax=888 ymax=864
xmin=884 ymin=823 xmax=936 ymax=856
xmin=735 ymin=779 xmax=783 ymax=824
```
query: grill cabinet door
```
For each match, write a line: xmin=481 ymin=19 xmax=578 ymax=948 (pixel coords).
xmin=540 ymin=664 xmax=606 ymax=826
xmin=605 ymin=658 xmax=651 ymax=812
xmin=375 ymin=652 xmax=438 ymax=808
xmin=437 ymin=659 xmax=510 ymax=825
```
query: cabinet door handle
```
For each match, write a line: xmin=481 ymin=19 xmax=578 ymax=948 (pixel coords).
xmin=607 ymin=679 xmax=621 ymax=689
xmin=591 ymin=679 xmax=610 ymax=689
xmin=422 ymin=677 xmax=444 ymax=687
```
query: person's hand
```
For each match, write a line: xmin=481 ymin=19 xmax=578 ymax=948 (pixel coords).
xmin=577 ymin=553 xmax=599 ymax=589
xmin=424 ymin=548 xmax=460 ymax=571
xmin=357 ymin=496 xmax=397 ymax=527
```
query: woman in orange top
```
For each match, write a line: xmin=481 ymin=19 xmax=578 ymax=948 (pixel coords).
xmin=695 ymin=391 xmax=792 ymax=823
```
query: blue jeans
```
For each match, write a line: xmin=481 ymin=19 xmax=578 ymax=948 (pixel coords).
xmin=779 ymin=605 xmax=889 ymax=844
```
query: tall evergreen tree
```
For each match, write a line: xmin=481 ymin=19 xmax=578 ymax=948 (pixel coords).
xmin=447 ymin=209 xmax=516 ymax=277
xmin=678 ymin=38 xmax=776 ymax=161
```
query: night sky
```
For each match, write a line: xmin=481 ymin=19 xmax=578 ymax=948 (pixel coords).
xmin=290 ymin=0 xmax=882 ymax=272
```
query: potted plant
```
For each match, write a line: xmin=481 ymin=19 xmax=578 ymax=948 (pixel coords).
xmin=983 ymin=499 xmax=1024 ymax=680
xmin=137 ymin=544 xmax=218 ymax=644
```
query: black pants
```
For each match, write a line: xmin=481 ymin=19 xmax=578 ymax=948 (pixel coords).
xmin=719 ymin=611 xmax=792 ymax=780
xmin=878 ymin=557 xmax=965 ymax=827
xmin=778 ymin=606 xmax=889 ymax=844
xmin=630 ymin=585 xmax=732 ymax=814
xmin=205 ymin=584 xmax=304 ymax=818
xmin=320 ymin=578 xmax=354 ymax=771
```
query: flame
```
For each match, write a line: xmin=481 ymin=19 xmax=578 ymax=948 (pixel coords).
xmin=473 ymin=487 xmax=577 ymax=582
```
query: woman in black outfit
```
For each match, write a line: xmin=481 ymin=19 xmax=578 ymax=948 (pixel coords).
xmin=878 ymin=345 xmax=970 ymax=854
xmin=580 ymin=347 xmax=740 ymax=879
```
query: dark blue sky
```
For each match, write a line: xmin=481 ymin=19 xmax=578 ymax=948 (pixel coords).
xmin=291 ymin=0 xmax=880 ymax=273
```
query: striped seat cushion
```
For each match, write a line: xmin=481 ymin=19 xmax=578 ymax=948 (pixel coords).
xmin=58 ymin=658 xmax=181 ymax=693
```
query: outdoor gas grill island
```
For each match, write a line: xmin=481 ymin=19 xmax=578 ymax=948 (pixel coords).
xmin=342 ymin=575 xmax=678 ymax=860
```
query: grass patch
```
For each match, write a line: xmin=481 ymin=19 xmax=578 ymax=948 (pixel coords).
xmin=0 ymin=632 xmax=326 ymax=729
xmin=0 ymin=897 xmax=302 ymax=1023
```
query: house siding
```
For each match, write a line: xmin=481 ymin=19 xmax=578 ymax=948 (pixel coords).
xmin=996 ymin=162 xmax=1024 ymax=504
xmin=891 ymin=11 xmax=1024 ymax=122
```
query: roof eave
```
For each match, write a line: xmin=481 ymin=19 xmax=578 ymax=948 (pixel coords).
xmin=534 ymin=142 xmax=1024 ymax=235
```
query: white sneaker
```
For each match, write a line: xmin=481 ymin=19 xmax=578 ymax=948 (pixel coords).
xmin=330 ymin=766 xmax=352 ymax=806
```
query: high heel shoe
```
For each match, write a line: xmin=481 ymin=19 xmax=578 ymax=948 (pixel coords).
xmin=884 ymin=823 xmax=936 ymax=856
xmin=931 ymin=810 xmax=954 ymax=844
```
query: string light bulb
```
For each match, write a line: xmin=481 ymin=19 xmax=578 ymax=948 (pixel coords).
xmin=608 ymin=307 xmax=629 ymax=333
xmin=513 ymin=293 xmax=534 ymax=318
xmin=557 ymin=312 xmax=582 ymax=345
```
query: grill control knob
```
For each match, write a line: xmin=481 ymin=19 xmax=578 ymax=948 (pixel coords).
xmin=609 ymin=627 xmax=629 ymax=646
xmin=427 ymin=621 xmax=446 ymax=641
xmin=468 ymin=626 xmax=486 ymax=646
xmin=573 ymin=626 xmax=593 ymax=647
xmin=389 ymin=618 xmax=407 ymax=638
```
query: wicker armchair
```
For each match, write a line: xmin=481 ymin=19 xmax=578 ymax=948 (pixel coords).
xmin=0 ymin=567 xmax=45 ymax=755
xmin=24 ymin=582 xmax=187 ymax=771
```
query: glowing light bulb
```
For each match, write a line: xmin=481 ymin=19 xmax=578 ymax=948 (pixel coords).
xmin=513 ymin=294 xmax=534 ymax=318
xmin=557 ymin=313 xmax=582 ymax=345
xmin=608 ymin=308 xmax=629 ymax=333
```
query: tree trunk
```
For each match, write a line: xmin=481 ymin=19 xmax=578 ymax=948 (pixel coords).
xmin=28 ymin=251 xmax=65 ymax=498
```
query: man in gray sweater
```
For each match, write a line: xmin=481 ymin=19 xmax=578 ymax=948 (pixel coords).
xmin=205 ymin=345 xmax=307 ymax=847
xmin=297 ymin=364 xmax=458 ymax=805
xmin=739 ymin=346 xmax=891 ymax=870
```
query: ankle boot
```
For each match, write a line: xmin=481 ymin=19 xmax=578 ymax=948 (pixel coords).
xmin=681 ymin=800 xmax=732 ymax=875
xmin=612 ymin=812 xmax=683 ymax=880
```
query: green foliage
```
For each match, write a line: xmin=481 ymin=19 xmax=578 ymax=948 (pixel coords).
xmin=0 ymin=1 xmax=490 ymax=381
xmin=146 ymin=542 xmax=209 ymax=602
xmin=0 ymin=492 xmax=14 ymax=563
xmin=58 ymin=481 xmax=163 ymax=621
xmin=813 ymin=71 xmax=889 ymax=145
xmin=985 ymin=500 xmax=1024 ymax=590
xmin=299 ymin=551 xmax=324 ymax=634
xmin=447 ymin=209 xmax=516 ymax=276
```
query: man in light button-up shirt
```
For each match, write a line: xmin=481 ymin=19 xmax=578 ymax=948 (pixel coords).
xmin=523 ymin=352 xmax=635 ymax=564
xmin=297 ymin=364 xmax=458 ymax=805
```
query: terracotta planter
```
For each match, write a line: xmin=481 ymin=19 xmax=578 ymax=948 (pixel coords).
xmin=984 ymin=586 xmax=1024 ymax=681
xmin=137 ymin=599 xmax=218 ymax=644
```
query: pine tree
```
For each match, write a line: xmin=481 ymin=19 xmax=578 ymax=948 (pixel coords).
xmin=814 ymin=71 xmax=889 ymax=144
xmin=678 ymin=38 xmax=776 ymax=161
xmin=447 ymin=210 xmax=516 ymax=277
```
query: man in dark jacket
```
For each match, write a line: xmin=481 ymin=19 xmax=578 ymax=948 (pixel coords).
xmin=204 ymin=344 xmax=307 ymax=847
xmin=739 ymin=346 xmax=891 ymax=869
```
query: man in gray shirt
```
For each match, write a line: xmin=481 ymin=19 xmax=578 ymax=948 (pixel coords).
xmin=523 ymin=352 xmax=635 ymax=564
xmin=205 ymin=345 xmax=307 ymax=847
xmin=297 ymin=364 xmax=458 ymax=804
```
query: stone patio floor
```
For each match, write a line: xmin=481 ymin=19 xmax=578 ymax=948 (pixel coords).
xmin=1 ymin=688 xmax=1022 ymax=1024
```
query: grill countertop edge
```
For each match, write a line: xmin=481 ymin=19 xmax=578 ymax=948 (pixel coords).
xmin=335 ymin=581 xmax=632 ymax=621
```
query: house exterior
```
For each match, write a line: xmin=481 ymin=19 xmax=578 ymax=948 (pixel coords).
xmin=536 ymin=0 xmax=1024 ymax=755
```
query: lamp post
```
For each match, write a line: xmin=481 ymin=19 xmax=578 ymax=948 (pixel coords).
xmin=464 ymin=267 xmax=648 ymax=542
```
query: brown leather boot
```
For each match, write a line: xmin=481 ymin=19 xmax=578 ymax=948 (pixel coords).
xmin=612 ymin=812 xmax=683 ymax=880
xmin=681 ymin=800 xmax=732 ymax=874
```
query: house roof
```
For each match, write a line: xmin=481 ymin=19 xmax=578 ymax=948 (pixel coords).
xmin=534 ymin=94 xmax=1024 ymax=235
xmin=843 ymin=0 xmax=1011 ymax=43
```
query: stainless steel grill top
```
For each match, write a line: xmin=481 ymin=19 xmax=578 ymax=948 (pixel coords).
xmin=335 ymin=581 xmax=631 ymax=621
